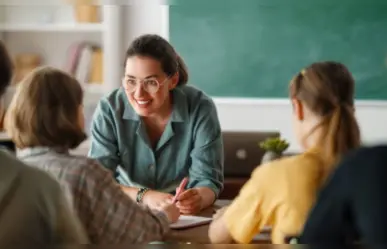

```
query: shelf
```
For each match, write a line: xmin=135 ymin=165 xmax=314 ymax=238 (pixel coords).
xmin=0 ymin=23 xmax=104 ymax=32
xmin=7 ymin=83 xmax=105 ymax=94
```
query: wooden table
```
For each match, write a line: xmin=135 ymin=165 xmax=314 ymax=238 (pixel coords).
xmin=164 ymin=200 xmax=271 ymax=244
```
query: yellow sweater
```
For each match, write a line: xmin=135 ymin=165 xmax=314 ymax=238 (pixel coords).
xmin=224 ymin=148 xmax=327 ymax=244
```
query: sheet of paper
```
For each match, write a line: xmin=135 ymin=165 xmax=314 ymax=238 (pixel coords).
xmin=170 ymin=215 xmax=212 ymax=229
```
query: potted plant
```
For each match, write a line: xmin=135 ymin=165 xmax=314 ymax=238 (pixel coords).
xmin=64 ymin=0 xmax=100 ymax=23
xmin=259 ymin=137 xmax=289 ymax=164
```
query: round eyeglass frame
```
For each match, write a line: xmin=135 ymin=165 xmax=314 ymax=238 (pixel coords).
xmin=122 ymin=77 xmax=169 ymax=94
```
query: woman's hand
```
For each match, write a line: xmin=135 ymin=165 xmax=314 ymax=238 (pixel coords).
xmin=142 ymin=190 xmax=174 ymax=209
xmin=175 ymin=188 xmax=203 ymax=214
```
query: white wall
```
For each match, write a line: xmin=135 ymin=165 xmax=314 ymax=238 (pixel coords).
xmin=124 ymin=3 xmax=169 ymax=44
xmin=213 ymin=98 xmax=387 ymax=152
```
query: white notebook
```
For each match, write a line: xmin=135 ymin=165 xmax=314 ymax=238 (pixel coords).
xmin=170 ymin=215 xmax=212 ymax=229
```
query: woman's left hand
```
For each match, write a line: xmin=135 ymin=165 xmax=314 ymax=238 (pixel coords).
xmin=175 ymin=188 xmax=202 ymax=214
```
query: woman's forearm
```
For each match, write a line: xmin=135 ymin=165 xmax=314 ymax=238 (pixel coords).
xmin=196 ymin=186 xmax=216 ymax=210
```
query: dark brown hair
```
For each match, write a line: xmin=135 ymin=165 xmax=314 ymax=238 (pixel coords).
xmin=290 ymin=61 xmax=361 ymax=168
xmin=0 ymin=40 xmax=13 ymax=97
xmin=125 ymin=34 xmax=189 ymax=86
xmin=5 ymin=66 xmax=86 ymax=149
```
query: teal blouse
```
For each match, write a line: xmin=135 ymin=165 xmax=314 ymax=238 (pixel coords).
xmin=88 ymin=85 xmax=224 ymax=196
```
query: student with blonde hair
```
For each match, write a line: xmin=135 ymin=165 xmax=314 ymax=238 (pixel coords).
xmin=208 ymin=61 xmax=361 ymax=244
xmin=0 ymin=41 xmax=88 ymax=245
xmin=5 ymin=66 xmax=180 ymax=243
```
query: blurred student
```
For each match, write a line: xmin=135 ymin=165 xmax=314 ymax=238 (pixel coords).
xmin=0 ymin=41 xmax=88 ymax=245
xmin=300 ymin=145 xmax=387 ymax=244
xmin=4 ymin=66 xmax=180 ymax=243
xmin=209 ymin=61 xmax=361 ymax=244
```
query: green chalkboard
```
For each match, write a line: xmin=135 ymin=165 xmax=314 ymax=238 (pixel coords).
xmin=170 ymin=0 xmax=387 ymax=99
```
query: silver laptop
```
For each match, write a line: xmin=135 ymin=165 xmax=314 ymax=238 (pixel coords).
xmin=222 ymin=131 xmax=280 ymax=177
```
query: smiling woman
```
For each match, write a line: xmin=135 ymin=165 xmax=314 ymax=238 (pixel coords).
xmin=88 ymin=34 xmax=224 ymax=215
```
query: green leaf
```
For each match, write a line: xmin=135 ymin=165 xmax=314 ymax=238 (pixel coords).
xmin=258 ymin=137 xmax=289 ymax=153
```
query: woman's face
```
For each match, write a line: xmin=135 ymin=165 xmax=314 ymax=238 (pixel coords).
xmin=123 ymin=56 xmax=178 ymax=117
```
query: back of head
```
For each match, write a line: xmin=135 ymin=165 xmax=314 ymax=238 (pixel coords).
xmin=125 ymin=34 xmax=189 ymax=86
xmin=5 ymin=66 xmax=86 ymax=150
xmin=290 ymin=61 xmax=361 ymax=169
xmin=0 ymin=41 xmax=13 ymax=97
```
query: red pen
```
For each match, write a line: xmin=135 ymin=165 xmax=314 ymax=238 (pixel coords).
xmin=173 ymin=177 xmax=189 ymax=203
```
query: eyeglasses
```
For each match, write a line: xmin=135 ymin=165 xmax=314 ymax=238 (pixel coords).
xmin=122 ymin=77 xmax=169 ymax=94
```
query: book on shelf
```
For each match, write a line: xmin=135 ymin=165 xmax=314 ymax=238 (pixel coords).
xmin=65 ymin=42 xmax=103 ymax=87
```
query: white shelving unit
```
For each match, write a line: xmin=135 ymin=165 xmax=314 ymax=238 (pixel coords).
xmin=0 ymin=23 xmax=104 ymax=32
xmin=0 ymin=2 xmax=125 ymax=98
xmin=0 ymin=1 xmax=126 ymax=138
xmin=0 ymin=1 xmax=168 ymax=145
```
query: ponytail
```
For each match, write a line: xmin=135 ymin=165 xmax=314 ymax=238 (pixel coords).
xmin=176 ymin=54 xmax=189 ymax=86
xmin=291 ymin=61 xmax=360 ymax=183
xmin=318 ymin=104 xmax=361 ymax=178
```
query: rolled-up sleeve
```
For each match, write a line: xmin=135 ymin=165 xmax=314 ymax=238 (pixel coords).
xmin=88 ymin=98 xmax=120 ymax=173
xmin=188 ymin=98 xmax=224 ymax=197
